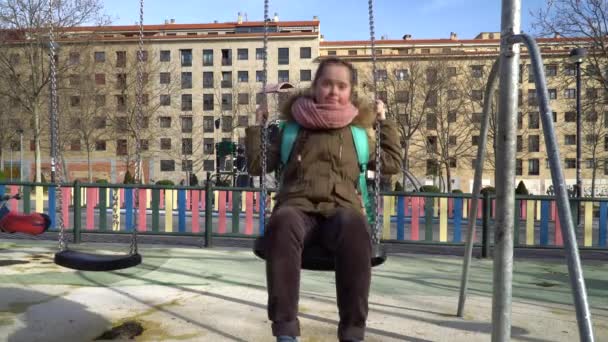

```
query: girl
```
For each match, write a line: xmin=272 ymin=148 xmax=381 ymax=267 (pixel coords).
xmin=246 ymin=57 xmax=401 ymax=342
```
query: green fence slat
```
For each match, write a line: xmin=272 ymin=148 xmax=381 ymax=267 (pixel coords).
xmin=23 ymin=185 xmax=31 ymax=213
xmin=425 ymin=197 xmax=434 ymax=241
xmin=152 ymin=189 xmax=160 ymax=232
xmin=232 ymin=191 xmax=241 ymax=234
xmin=99 ymin=187 xmax=107 ymax=230
xmin=514 ymin=199 xmax=520 ymax=246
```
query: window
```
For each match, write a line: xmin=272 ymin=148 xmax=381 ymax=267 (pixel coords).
xmin=95 ymin=95 xmax=106 ymax=107
xmin=116 ymin=51 xmax=126 ymax=67
xmin=605 ymin=136 xmax=608 ymax=151
xmin=553 ymin=111 xmax=557 ymax=122
xmin=256 ymin=48 xmax=265 ymax=60
xmin=256 ymin=70 xmax=266 ymax=82
xmin=70 ymin=96 xmax=80 ymax=107
xmin=181 ymin=49 xmax=193 ymax=67
xmin=376 ymin=69 xmax=388 ymax=81
xmin=94 ymin=117 xmax=106 ymax=129
xmin=516 ymin=159 xmax=523 ymax=175
xmin=528 ymin=135 xmax=540 ymax=152
xmin=448 ymin=111 xmax=457 ymax=123
xmin=203 ymin=94 xmax=214 ymax=111
xmin=69 ymin=75 xmax=80 ymax=86
xmin=204 ymin=160 xmax=214 ymax=171
xmin=160 ymin=72 xmax=171 ymax=84
xmin=159 ymin=116 xmax=171 ymax=128
xmin=203 ymin=118 xmax=214 ymax=133
xmin=517 ymin=135 xmax=523 ymax=152
xmin=237 ymin=48 xmax=248 ymax=60
xmin=181 ymin=94 xmax=192 ymax=111
xmin=203 ymin=72 xmax=214 ymax=88
xmin=586 ymin=112 xmax=598 ymax=122
xmin=238 ymin=93 xmax=249 ymax=105
xmin=238 ymin=115 xmax=249 ymax=127
xmin=300 ymin=70 xmax=311 ymax=82
xmin=426 ymin=136 xmax=437 ymax=153
xmin=221 ymin=49 xmax=232 ymax=66
xmin=447 ymin=67 xmax=457 ymax=77
xmin=115 ymin=73 xmax=127 ymax=89
xmin=182 ymin=160 xmax=193 ymax=172
xmin=564 ymin=64 xmax=576 ymax=76
xmin=471 ymin=65 xmax=483 ymax=78
xmin=348 ymin=50 xmax=358 ymax=56
xmin=278 ymin=48 xmax=289 ymax=65
xmin=586 ymin=134 xmax=598 ymax=144
xmin=545 ymin=64 xmax=557 ymax=77
xmin=586 ymin=159 xmax=595 ymax=169
xmin=565 ymin=112 xmax=576 ymax=122
xmin=181 ymin=72 xmax=192 ymax=89
xmin=472 ymin=135 xmax=479 ymax=146
xmin=395 ymin=69 xmax=408 ymax=80
xmin=115 ymin=95 xmax=127 ymax=112
xmin=300 ymin=47 xmax=311 ymax=59
xmin=94 ymin=51 xmax=105 ymax=63
xmin=587 ymin=88 xmax=598 ymax=99
xmin=221 ymin=71 xmax=232 ymax=88
xmin=395 ymin=91 xmax=408 ymax=103
xmin=278 ymin=70 xmax=289 ymax=82
xmin=182 ymin=138 xmax=193 ymax=155
xmin=115 ymin=117 xmax=128 ymax=133
xmin=427 ymin=91 xmax=437 ymax=107
xmin=221 ymin=94 xmax=232 ymax=111
xmin=548 ymin=88 xmax=557 ymax=100
xmin=181 ymin=116 xmax=193 ymax=133
xmin=517 ymin=112 xmax=523 ymax=129
xmin=565 ymin=158 xmax=576 ymax=169
xmin=116 ymin=139 xmax=128 ymax=155
xmin=160 ymin=50 xmax=170 ymax=62
xmin=472 ymin=113 xmax=483 ymax=123
xmin=160 ymin=94 xmax=171 ymax=106
xmin=529 ymin=112 xmax=540 ymax=129
xmin=160 ymin=138 xmax=171 ymax=150
xmin=238 ymin=71 xmax=249 ymax=82
xmin=256 ymin=93 xmax=265 ymax=105
xmin=95 ymin=140 xmax=106 ymax=151
xmin=203 ymin=49 xmax=213 ymax=66
xmin=527 ymin=89 xmax=537 ymax=106
xmin=69 ymin=52 xmax=80 ymax=65
xmin=160 ymin=160 xmax=175 ymax=171
xmin=70 ymin=139 xmax=81 ymax=151
xmin=527 ymin=64 xmax=535 ymax=83
xmin=528 ymin=159 xmax=540 ymax=175
xmin=426 ymin=113 xmax=437 ymax=130
xmin=564 ymin=88 xmax=576 ymax=99
xmin=449 ymin=157 xmax=457 ymax=168
xmin=448 ymin=136 xmax=457 ymax=146
xmin=565 ymin=135 xmax=576 ymax=145
xmin=426 ymin=68 xmax=437 ymax=83
xmin=137 ymin=50 xmax=148 ymax=62
xmin=448 ymin=89 xmax=458 ymax=100
xmin=327 ymin=50 xmax=337 ymax=56
xmin=95 ymin=73 xmax=105 ymax=85
xmin=139 ymin=139 xmax=149 ymax=151
xmin=221 ymin=116 xmax=233 ymax=132
xmin=426 ymin=159 xmax=439 ymax=175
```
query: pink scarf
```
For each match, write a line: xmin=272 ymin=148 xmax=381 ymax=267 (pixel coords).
xmin=291 ymin=97 xmax=359 ymax=130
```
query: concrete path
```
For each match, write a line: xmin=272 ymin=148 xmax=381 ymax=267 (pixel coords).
xmin=0 ymin=240 xmax=606 ymax=341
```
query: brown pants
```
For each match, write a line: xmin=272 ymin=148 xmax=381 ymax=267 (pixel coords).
xmin=265 ymin=206 xmax=372 ymax=341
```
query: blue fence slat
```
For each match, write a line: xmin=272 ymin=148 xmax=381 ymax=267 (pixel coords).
xmin=453 ymin=198 xmax=463 ymax=243
xmin=540 ymin=200 xmax=550 ymax=245
xmin=48 ymin=187 xmax=56 ymax=230
xmin=0 ymin=185 xmax=4 ymax=197
xmin=259 ymin=193 xmax=266 ymax=235
xmin=178 ymin=189 xmax=186 ymax=233
xmin=125 ymin=188 xmax=133 ymax=231
xmin=396 ymin=196 xmax=405 ymax=240
xmin=599 ymin=202 xmax=607 ymax=248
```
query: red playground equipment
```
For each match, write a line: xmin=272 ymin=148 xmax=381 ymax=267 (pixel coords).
xmin=0 ymin=193 xmax=50 ymax=235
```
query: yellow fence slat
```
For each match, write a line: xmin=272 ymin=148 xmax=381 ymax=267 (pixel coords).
xmin=165 ymin=190 xmax=174 ymax=232
xmin=584 ymin=202 xmax=593 ymax=247
xmin=439 ymin=197 xmax=448 ymax=242
xmin=526 ymin=200 xmax=535 ymax=245
xmin=382 ymin=196 xmax=393 ymax=239
xmin=35 ymin=186 xmax=44 ymax=213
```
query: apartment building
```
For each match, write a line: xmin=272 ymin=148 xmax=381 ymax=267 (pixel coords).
xmin=3 ymin=19 xmax=606 ymax=195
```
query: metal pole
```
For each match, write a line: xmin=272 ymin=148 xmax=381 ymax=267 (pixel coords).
xmin=457 ymin=58 xmax=499 ymax=318
xmin=492 ymin=1 xmax=519 ymax=340
xmin=19 ymin=132 xmax=23 ymax=181
xmin=575 ymin=61 xmax=582 ymax=220
xmin=511 ymin=33 xmax=595 ymax=342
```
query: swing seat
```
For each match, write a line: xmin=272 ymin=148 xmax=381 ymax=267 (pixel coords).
xmin=253 ymin=236 xmax=387 ymax=271
xmin=54 ymin=250 xmax=142 ymax=272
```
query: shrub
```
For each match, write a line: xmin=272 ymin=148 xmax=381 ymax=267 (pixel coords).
xmin=515 ymin=181 xmax=529 ymax=195
xmin=419 ymin=185 xmax=441 ymax=193
xmin=451 ymin=189 xmax=463 ymax=193
xmin=480 ymin=186 xmax=496 ymax=195
xmin=155 ymin=179 xmax=174 ymax=186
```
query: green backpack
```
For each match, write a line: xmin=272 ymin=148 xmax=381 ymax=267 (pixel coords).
xmin=279 ymin=121 xmax=374 ymax=224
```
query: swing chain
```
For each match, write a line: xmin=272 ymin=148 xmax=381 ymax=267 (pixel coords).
xmin=260 ymin=0 xmax=270 ymax=227
xmin=368 ymin=0 xmax=382 ymax=244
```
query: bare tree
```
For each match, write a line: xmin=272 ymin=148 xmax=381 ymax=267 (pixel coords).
xmin=0 ymin=0 xmax=107 ymax=182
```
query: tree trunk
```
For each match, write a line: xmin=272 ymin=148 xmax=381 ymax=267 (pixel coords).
xmin=402 ymin=140 xmax=410 ymax=187
xmin=0 ymin=149 xmax=4 ymax=170
xmin=591 ymin=163 xmax=597 ymax=198
xmin=446 ymin=164 xmax=452 ymax=192
xmin=87 ymin=148 xmax=93 ymax=182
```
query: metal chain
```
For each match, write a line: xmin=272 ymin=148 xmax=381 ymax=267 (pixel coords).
xmin=48 ymin=0 xmax=67 ymax=251
xmin=368 ymin=0 xmax=382 ymax=244
xmin=130 ymin=0 xmax=145 ymax=255
xmin=260 ymin=0 xmax=270 ymax=229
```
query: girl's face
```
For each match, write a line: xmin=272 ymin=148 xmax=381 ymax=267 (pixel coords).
xmin=313 ymin=64 xmax=352 ymax=106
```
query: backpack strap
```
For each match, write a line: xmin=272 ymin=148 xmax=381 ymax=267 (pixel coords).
xmin=280 ymin=121 xmax=300 ymax=167
xmin=350 ymin=126 xmax=374 ymax=225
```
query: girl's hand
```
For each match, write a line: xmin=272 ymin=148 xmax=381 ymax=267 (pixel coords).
xmin=376 ymin=99 xmax=386 ymax=121
xmin=255 ymin=103 xmax=269 ymax=125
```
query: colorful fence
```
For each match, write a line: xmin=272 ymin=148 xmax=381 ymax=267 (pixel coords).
xmin=0 ymin=182 xmax=606 ymax=249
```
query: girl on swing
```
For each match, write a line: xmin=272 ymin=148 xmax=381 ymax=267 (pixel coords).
xmin=246 ymin=57 xmax=401 ymax=342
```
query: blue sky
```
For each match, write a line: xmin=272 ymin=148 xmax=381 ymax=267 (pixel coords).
xmin=101 ymin=0 xmax=548 ymax=40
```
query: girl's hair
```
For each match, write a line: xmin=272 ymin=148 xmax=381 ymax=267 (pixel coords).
xmin=312 ymin=57 xmax=357 ymax=87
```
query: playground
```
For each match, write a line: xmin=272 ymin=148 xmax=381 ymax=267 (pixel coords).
xmin=0 ymin=240 xmax=606 ymax=341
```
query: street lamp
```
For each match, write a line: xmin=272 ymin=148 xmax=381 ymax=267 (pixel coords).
xmin=569 ymin=47 xmax=587 ymax=224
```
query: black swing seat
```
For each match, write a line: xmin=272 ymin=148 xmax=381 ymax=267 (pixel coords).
xmin=54 ymin=250 xmax=142 ymax=272
xmin=253 ymin=236 xmax=387 ymax=271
